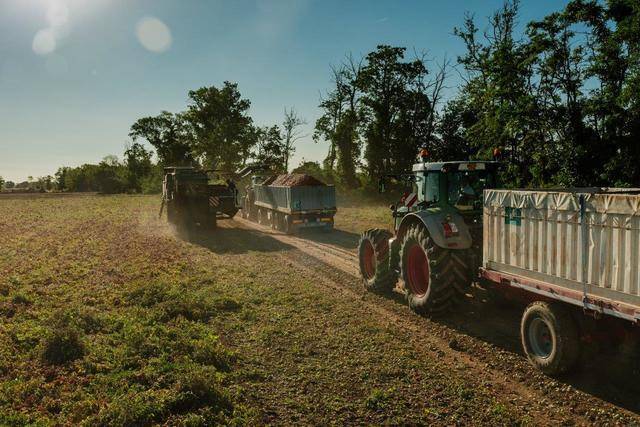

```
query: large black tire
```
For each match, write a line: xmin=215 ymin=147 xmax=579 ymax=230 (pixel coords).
xmin=521 ymin=301 xmax=580 ymax=376
xmin=358 ymin=229 xmax=397 ymax=294
xmin=400 ymin=224 xmax=471 ymax=316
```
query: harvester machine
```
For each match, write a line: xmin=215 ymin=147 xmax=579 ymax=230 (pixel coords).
xmin=160 ymin=166 xmax=240 ymax=230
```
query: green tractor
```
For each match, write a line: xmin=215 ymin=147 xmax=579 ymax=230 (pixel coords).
xmin=160 ymin=166 xmax=239 ymax=231
xmin=358 ymin=154 xmax=500 ymax=315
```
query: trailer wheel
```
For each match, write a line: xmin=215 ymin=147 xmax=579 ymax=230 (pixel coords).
xmin=400 ymin=224 xmax=470 ymax=316
xmin=282 ymin=215 xmax=293 ymax=234
xmin=358 ymin=229 xmax=397 ymax=294
xmin=521 ymin=301 xmax=580 ymax=376
xmin=276 ymin=213 xmax=290 ymax=233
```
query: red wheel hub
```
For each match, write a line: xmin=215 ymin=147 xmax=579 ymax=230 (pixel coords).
xmin=362 ymin=240 xmax=376 ymax=279
xmin=407 ymin=244 xmax=429 ymax=297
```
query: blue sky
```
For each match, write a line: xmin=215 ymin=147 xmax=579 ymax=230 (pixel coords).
xmin=0 ymin=0 xmax=569 ymax=182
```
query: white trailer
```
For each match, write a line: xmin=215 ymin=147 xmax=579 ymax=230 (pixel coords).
xmin=480 ymin=188 xmax=640 ymax=374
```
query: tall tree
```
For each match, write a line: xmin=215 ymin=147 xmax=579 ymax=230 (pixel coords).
xmin=129 ymin=111 xmax=193 ymax=166
xmin=454 ymin=1 xmax=539 ymax=186
xmin=124 ymin=142 xmax=153 ymax=192
xmin=527 ymin=8 xmax=592 ymax=186
xmin=54 ymin=167 xmax=69 ymax=191
xmin=563 ymin=0 xmax=640 ymax=185
xmin=315 ymin=55 xmax=363 ymax=186
xmin=357 ymin=45 xmax=433 ymax=177
xmin=186 ymin=81 xmax=254 ymax=172
xmin=281 ymin=107 xmax=306 ymax=171
xmin=253 ymin=125 xmax=287 ymax=172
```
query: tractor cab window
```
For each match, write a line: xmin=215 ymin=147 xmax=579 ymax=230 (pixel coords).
xmin=415 ymin=172 xmax=438 ymax=204
xmin=447 ymin=170 xmax=494 ymax=210
xmin=424 ymin=172 xmax=439 ymax=203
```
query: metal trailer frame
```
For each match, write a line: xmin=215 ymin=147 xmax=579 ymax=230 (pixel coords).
xmin=480 ymin=268 xmax=640 ymax=323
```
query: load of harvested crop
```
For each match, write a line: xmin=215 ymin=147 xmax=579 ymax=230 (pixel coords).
xmin=270 ymin=173 xmax=326 ymax=187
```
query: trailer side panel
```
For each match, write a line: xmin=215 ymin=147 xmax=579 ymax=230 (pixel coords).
xmin=483 ymin=189 xmax=640 ymax=320
xmin=254 ymin=185 xmax=336 ymax=214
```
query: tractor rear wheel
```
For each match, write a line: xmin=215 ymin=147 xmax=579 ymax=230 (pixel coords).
xmin=358 ymin=229 xmax=397 ymax=294
xmin=400 ymin=224 xmax=471 ymax=316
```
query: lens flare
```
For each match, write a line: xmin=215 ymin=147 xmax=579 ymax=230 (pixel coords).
xmin=32 ymin=28 xmax=57 ymax=55
xmin=136 ymin=17 xmax=172 ymax=53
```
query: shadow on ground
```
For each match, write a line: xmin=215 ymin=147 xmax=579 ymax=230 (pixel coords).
xmin=437 ymin=290 xmax=640 ymax=414
xmin=370 ymin=284 xmax=640 ymax=414
xmin=296 ymin=228 xmax=361 ymax=250
xmin=174 ymin=222 xmax=294 ymax=254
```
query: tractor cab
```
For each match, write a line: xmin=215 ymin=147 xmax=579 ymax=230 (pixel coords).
xmin=388 ymin=160 xmax=500 ymax=231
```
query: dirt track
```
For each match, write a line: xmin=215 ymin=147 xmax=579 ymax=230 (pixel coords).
xmin=229 ymin=216 xmax=640 ymax=424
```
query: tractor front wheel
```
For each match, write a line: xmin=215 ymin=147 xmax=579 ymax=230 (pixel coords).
xmin=358 ymin=229 xmax=397 ymax=294
xmin=400 ymin=224 xmax=470 ymax=316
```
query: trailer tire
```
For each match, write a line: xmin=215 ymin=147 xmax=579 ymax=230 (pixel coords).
xmin=358 ymin=229 xmax=397 ymax=294
xmin=400 ymin=224 xmax=471 ymax=316
xmin=258 ymin=208 xmax=266 ymax=226
xmin=283 ymin=215 xmax=293 ymax=234
xmin=521 ymin=301 xmax=580 ymax=376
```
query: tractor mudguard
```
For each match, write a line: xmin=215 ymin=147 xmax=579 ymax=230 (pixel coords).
xmin=397 ymin=209 xmax=472 ymax=250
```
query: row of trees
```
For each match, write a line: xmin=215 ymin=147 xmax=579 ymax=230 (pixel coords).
xmin=39 ymin=83 xmax=306 ymax=193
xmin=128 ymin=83 xmax=306 ymax=174
xmin=314 ymin=0 xmax=640 ymax=188
xmin=53 ymin=144 xmax=158 ymax=193
xmin=0 ymin=175 xmax=56 ymax=192
xmin=0 ymin=144 xmax=158 ymax=194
